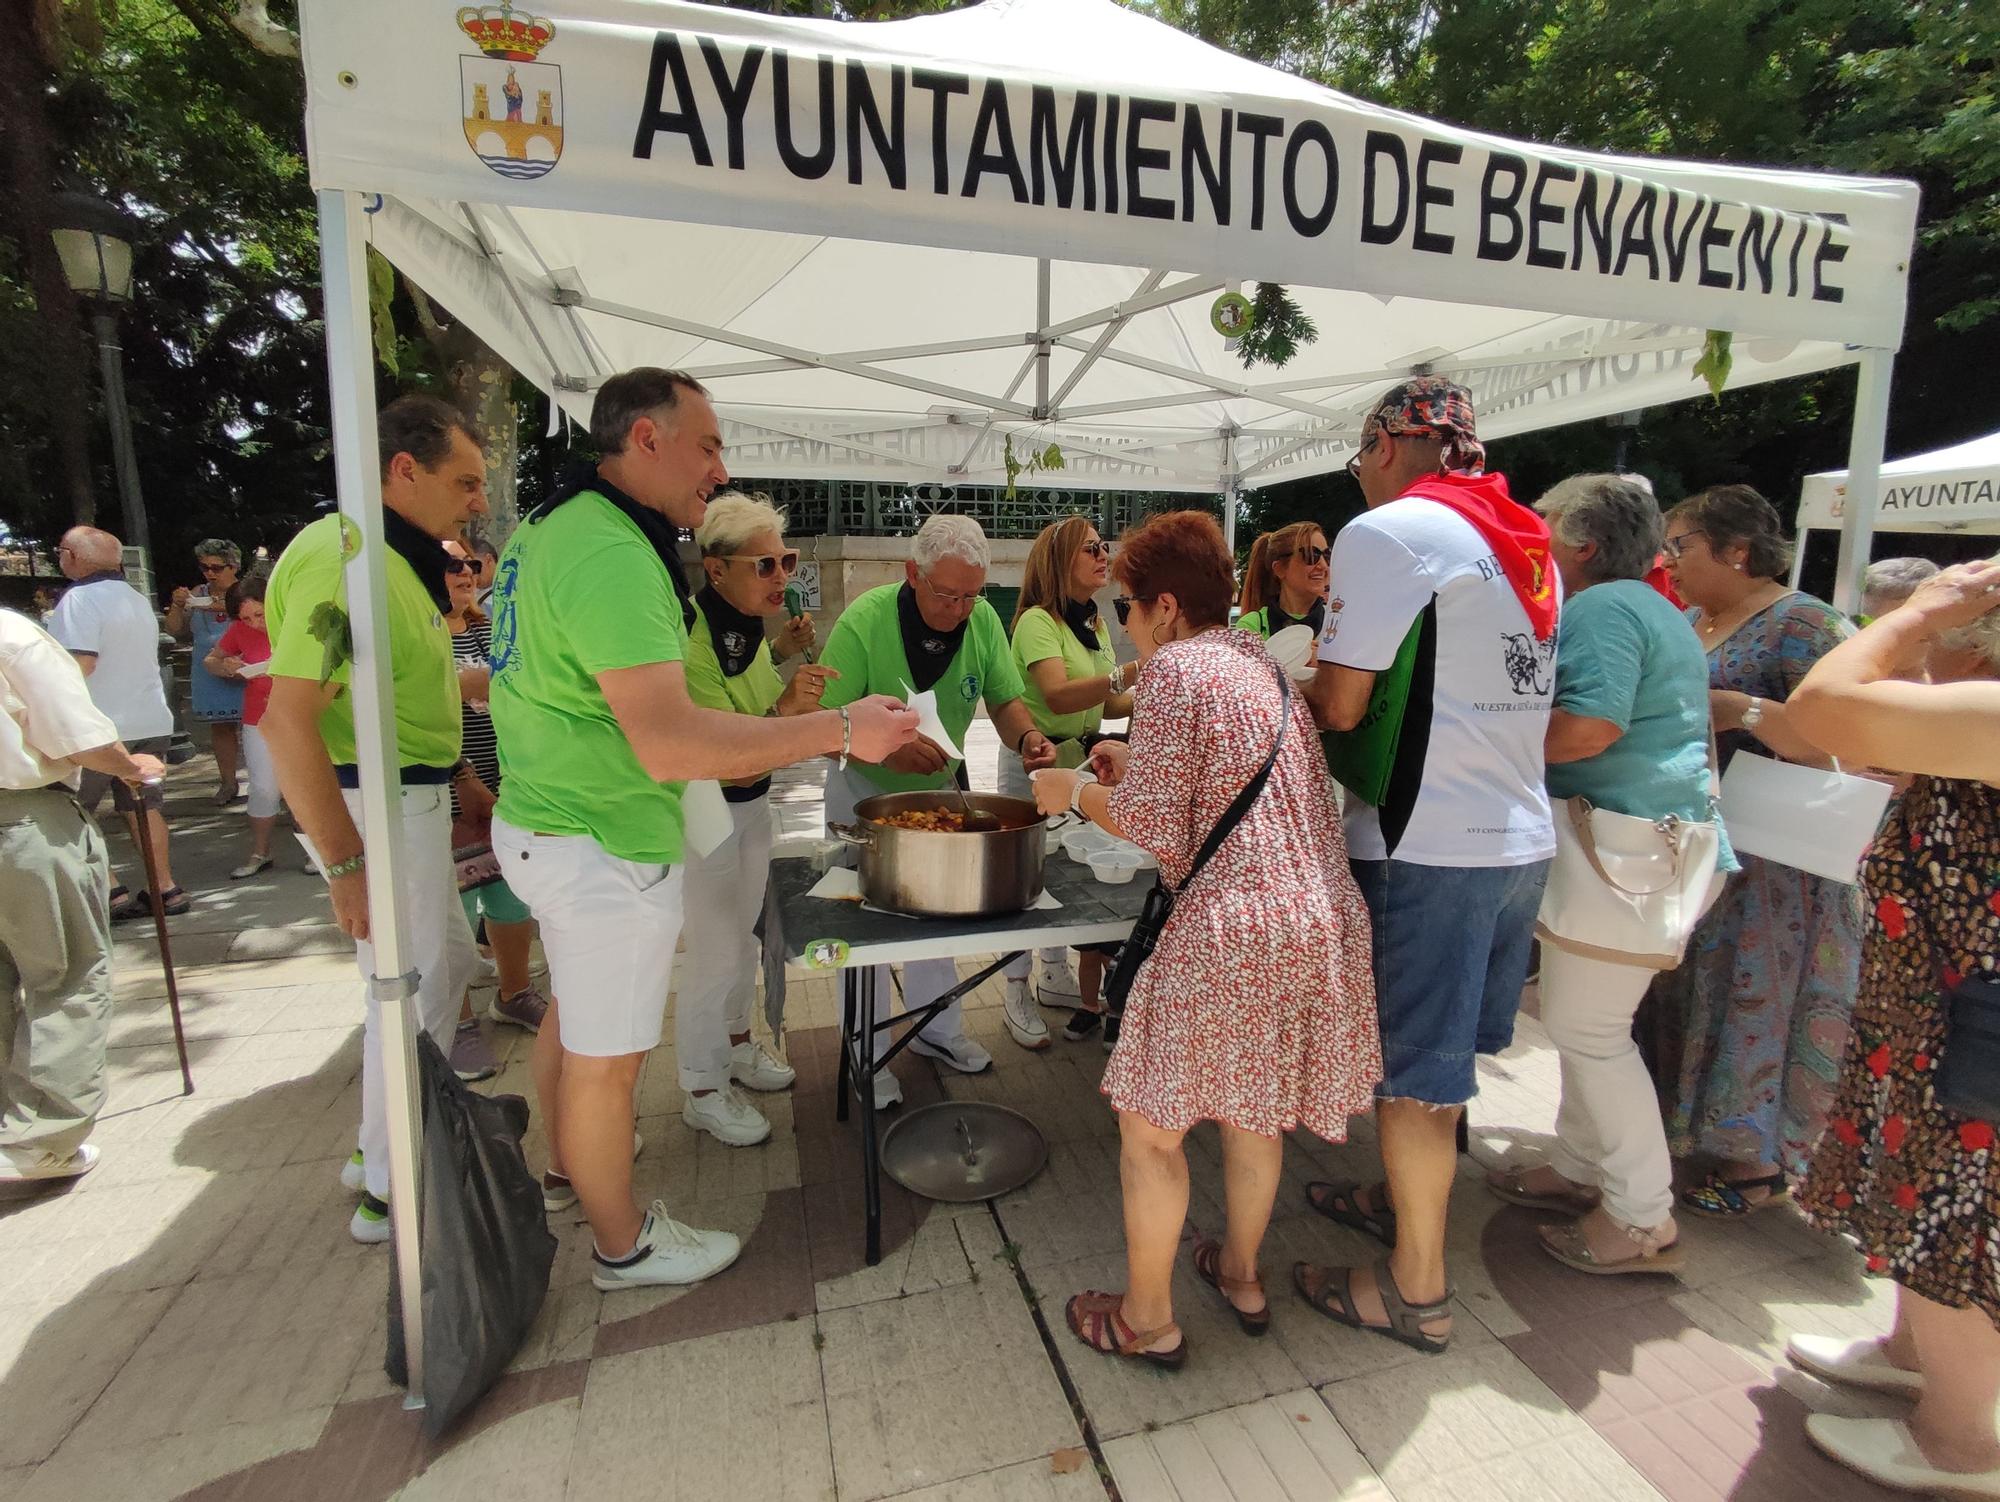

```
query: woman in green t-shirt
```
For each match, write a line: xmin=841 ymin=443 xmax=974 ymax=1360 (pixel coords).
xmin=1005 ymin=516 xmax=1139 ymax=1042
xmin=678 ymin=493 xmax=833 ymax=1149
xmin=1234 ymin=521 xmax=1331 ymax=640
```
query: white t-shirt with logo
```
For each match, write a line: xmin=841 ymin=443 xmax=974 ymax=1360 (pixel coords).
xmin=1316 ymin=497 xmax=1557 ymax=867
xmin=48 ymin=579 xmax=175 ymax=742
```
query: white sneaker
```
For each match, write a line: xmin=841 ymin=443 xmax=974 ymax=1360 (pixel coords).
xmin=1787 ymin=1332 xmax=1926 ymax=1397
xmin=1033 ymin=956 xmax=1081 ymax=1001
xmin=872 ymin=1067 xmax=904 ymax=1111
xmin=683 ymin=1085 xmax=771 ymax=1147
xmin=1805 ymin=1414 xmax=2000 ymax=1498
xmin=0 ymin=1142 xmax=99 ymax=1184
xmin=349 ymin=1193 xmax=391 ymax=1244
xmin=340 ymin=1150 xmax=366 ymax=1193
xmin=908 ymin=1030 xmax=992 ymax=1074
xmin=729 ymin=1038 xmax=796 ymax=1091
xmin=591 ymin=1201 xmax=741 ymax=1290
xmin=1002 ymin=979 xmax=1051 ymax=1051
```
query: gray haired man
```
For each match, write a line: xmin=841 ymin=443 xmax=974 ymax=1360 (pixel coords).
xmin=818 ymin=514 xmax=1061 ymax=1103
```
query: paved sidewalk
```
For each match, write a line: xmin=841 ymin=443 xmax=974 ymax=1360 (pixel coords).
xmin=0 ymin=735 xmax=1909 ymax=1502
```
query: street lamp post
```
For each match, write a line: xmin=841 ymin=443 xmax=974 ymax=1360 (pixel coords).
xmin=49 ymin=191 xmax=153 ymax=600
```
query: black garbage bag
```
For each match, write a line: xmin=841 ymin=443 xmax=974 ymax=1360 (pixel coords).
xmin=384 ymin=1031 xmax=556 ymax=1436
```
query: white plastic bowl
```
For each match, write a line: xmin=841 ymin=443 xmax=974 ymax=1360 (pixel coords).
xmin=1063 ymin=827 xmax=1115 ymax=864
xmin=1087 ymin=847 xmax=1144 ymax=885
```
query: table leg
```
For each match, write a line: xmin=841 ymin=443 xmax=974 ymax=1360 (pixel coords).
xmin=860 ymin=965 xmax=882 ymax=1266
xmin=836 ymin=969 xmax=855 ymax=1123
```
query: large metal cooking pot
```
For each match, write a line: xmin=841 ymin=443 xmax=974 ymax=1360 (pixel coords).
xmin=829 ymin=791 xmax=1048 ymax=917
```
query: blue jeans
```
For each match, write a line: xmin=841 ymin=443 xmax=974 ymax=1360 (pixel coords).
xmin=1350 ymin=857 xmax=1550 ymax=1106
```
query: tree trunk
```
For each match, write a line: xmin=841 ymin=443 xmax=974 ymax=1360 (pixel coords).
xmin=0 ymin=33 xmax=101 ymax=527
xmin=404 ymin=280 xmax=520 ymax=546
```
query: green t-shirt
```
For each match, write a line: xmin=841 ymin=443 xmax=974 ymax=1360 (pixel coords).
xmin=489 ymin=491 xmax=690 ymax=863
xmin=1010 ymin=605 xmax=1114 ymax=742
xmin=684 ymin=597 xmax=784 ymax=718
xmin=265 ymin=514 xmax=461 ymax=767
xmin=819 ymin=582 xmax=1025 ymax=794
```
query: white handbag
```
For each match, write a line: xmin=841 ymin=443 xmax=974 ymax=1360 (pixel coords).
xmin=1537 ymin=798 xmax=1727 ymax=970
xmin=1718 ymin=752 xmax=1891 ymax=885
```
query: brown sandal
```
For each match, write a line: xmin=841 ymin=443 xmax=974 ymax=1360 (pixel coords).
xmin=1064 ymin=1290 xmax=1187 ymax=1369
xmin=1293 ymin=1256 xmax=1453 ymax=1356
xmin=1192 ymin=1237 xmax=1270 ymax=1337
xmin=1539 ymin=1217 xmax=1686 ymax=1277
xmin=1486 ymin=1164 xmax=1602 ymax=1216
xmin=1304 ymin=1179 xmax=1396 ymax=1246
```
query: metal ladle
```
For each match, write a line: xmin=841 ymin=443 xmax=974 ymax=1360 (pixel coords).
xmin=949 ymin=782 xmax=1001 ymax=832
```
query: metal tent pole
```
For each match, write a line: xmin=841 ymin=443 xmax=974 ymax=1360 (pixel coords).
xmin=316 ymin=187 xmax=427 ymax=1407
xmin=1831 ymin=349 xmax=1894 ymax=617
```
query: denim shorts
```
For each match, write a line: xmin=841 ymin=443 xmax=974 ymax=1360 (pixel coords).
xmin=1350 ymin=857 xmax=1551 ymax=1106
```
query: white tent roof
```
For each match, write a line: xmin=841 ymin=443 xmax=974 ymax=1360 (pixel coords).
xmin=302 ymin=0 xmax=1920 ymax=494
xmin=1799 ymin=430 xmax=2000 ymax=534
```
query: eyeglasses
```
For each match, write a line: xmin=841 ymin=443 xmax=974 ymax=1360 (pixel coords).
xmin=443 ymin=559 xmax=472 ymax=575
xmin=200 ymin=562 xmax=231 ymax=575
xmin=1112 ymin=595 xmax=1153 ymax=626
xmin=719 ymin=550 xmax=800 ymax=579
xmin=918 ymin=573 xmax=982 ymax=609
xmin=1080 ymin=540 xmax=1111 ymax=560
xmin=1661 ymin=532 xmax=1704 ymax=560
xmin=1344 ymin=435 xmax=1379 ymax=478
xmin=1278 ymin=546 xmax=1333 ymax=567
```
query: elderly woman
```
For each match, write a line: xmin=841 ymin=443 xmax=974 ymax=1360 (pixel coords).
xmin=1861 ymin=556 xmax=1940 ymax=625
xmin=1782 ymin=558 xmax=2000 ymax=1498
xmin=1002 ymin=515 xmax=1137 ymax=1046
xmin=1234 ymin=521 xmax=1332 ymax=639
xmin=1649 ymin=485 xmax=1864 ymax=1217
xmin=166 ymin=538 xmax=245 ymax=805
xmin=1485 ymin=475 xmax=1732 ymax=1274
xmin=675 ymin=493 xmax=827 ymax=1147
xmin=1033 ymin=511 xmax=1379 ymax=1368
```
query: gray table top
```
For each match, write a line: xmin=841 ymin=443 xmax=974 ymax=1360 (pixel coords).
xmin=770 ymin=851 xmax=1150 ymax=970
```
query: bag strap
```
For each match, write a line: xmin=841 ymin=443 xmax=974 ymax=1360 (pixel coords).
xmin=1567 ymin=798 xmax=1686 ymax=897
xmin=1171 ymin=666 xmax=1290 ymax=897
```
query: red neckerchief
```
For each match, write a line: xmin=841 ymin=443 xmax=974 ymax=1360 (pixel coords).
xmin=1401 ymin=472 xmax=1558 ymax=641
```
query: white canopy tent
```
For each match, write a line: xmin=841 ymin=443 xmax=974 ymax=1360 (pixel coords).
xmin=295 ymin=0 xmax=1919 ymax=1403
xmin=1795 ymin=432 xmax=2000 ymax=577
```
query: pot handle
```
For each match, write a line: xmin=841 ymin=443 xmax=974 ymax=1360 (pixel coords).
xmin=826 ymin=820 xmax=874 ymax=848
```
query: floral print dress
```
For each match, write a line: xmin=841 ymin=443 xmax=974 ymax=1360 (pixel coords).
xmin=1643 ymin=593 xmax=1866 ymax=1177
xmin=1101 ymin=629 xmax=1381 ymax=1139
xmin=1799 ymin=776 xmax=2000 ymax=1319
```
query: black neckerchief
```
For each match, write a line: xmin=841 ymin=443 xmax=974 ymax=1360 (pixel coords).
xmin=898 ymin=582 xmax=967 ymax=693
xmin=698 ymin=585 xmax=763 ymax=678
xmin=529 ymin=462 xmax=696 ymax=630
xmin=382 ymin=506 xmax=451 ymax=612
xmin=1060 ymin=595 xmax=1101 ymax=653
xmin=1269 ymin=597 xmax=1328 ymax=638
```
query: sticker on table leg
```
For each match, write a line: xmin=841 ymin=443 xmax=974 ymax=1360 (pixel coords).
xmin=804 ymin=938 xmax=850 ymax=970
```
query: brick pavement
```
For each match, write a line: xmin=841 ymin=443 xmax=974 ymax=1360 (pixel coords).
xmin=0 ymin=731 xmax=1913 ymax=1502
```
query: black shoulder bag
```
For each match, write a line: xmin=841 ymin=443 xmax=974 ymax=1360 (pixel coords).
xmin=1101 ymin=666 xmax=1291 ymax=1015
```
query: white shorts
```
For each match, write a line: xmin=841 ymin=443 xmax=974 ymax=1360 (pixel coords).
xmin=491 ymin=817 xmax=682 ymax=1057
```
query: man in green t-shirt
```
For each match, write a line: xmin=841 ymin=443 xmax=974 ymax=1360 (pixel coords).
xmin=488 ymin=367 xmax=917 ymax=1292
xmin=262 ymin=395 xmax=496 ymax=1245
xmin=819 ymin=515 xmax=1059 ymax=1101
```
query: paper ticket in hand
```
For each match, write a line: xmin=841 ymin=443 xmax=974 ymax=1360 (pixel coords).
xmin=905 ymin=688 xmax=964 ymax=763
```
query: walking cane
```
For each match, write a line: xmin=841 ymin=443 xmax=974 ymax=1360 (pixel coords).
xmin=131 ymin=780 xmax=194 ymax=1096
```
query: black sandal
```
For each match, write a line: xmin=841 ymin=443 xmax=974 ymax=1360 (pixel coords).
xmin=1304 ymin=1179 xmax=1396 ymax=1246
xmin=1681 ymin=1170 xmax=1790 ymax=1219
xmin=116 ymin=886 xmax=190 ymax=920
xmin=1293 ymin=1256 xmax=1454 ymax=1356
xmin=1192 ymin=1237 xmax=1270 ymax=1337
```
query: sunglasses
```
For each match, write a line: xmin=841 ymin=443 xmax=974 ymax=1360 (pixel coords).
xmin=444 ymin=558 xmax=472 ymax=575
xmin=1661 ymin=532 xmax=1704 ymax=560
xmin=1278 ymin=546 xmax=1333 ymax=567
xmin=1112 ymin=595 xmax=1153 ymax=626
xmin=721 ymin=550 xmax=800 ymax=579
xmin=1079 ymin=540 xmax=1111 ymax=560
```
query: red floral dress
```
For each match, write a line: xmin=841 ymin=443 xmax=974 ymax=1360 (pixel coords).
xmin=1101 ymin=630 xmax=1381 ymax=1139
xmin=1799 ymin=775 xmax=2000 ymax=1319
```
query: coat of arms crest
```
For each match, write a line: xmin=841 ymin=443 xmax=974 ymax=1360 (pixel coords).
xmin=458 ymin=4 xmax=563 ymax=180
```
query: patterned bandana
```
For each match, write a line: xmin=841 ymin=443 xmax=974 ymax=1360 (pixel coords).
xmin=1361 ymin=377 xmax=1486 ymax=474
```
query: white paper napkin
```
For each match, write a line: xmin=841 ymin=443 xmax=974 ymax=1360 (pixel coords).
xmin=905 ymin=687 xmax=964 ymax=762
xmin=682 ymin=779 xmax=733 ymax=859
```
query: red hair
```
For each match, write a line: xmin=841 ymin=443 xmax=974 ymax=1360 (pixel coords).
xmin=1111 ymin=511 xmax=1235 ymax=629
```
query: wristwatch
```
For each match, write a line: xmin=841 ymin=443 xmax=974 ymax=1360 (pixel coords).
xmin=1742 ymin=696 xmax=1765 ymax=730
xmin=1069 ymin=772 xmax=1096 ymax=819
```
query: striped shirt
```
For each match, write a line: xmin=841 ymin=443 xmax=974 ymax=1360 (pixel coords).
xmin=452 ymin=619 xmax=499 ymax=815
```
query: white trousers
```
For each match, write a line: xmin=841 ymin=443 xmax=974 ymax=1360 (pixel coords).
xmin=342 ymin=786 xmax=479 ymax=1201
xmin=240 ymin=723 xmax=280 ymax=819
xmin=997 ymin=748 xmax=1070 ymax=985
xmin=824 ymin=762 xmax=965 ymax=1062
xmin=1538 ymin=942 xmax=1675 ymax=1227
xmin=678 ymin=795 xmax=773 ymax=1091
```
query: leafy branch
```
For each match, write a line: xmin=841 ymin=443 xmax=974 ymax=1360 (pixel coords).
xmin=1693 ymin=329 xmax=1732 ymax=401
xmin=1003 ymin=432 xmax=1065 ymax=499
xmin=1234 ymin=284 xmax=1319 ymax=370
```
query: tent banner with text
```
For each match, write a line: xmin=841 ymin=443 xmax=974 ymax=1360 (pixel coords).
xmin=300 ymin=0 xmax=1919 ymax=349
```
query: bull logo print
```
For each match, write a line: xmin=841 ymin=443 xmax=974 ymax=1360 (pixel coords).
xmin=1500 ymin=631 xmax=1555 ymax=697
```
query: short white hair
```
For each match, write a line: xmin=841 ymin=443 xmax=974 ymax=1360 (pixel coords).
xmin=912 ymin=514 xmax=989 ymax=572
xmin=694 ymin=490 xmax=787 ymax=555
xmin=1862 ymin=557 xmax=1938 ymax=610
